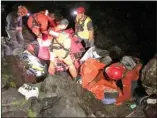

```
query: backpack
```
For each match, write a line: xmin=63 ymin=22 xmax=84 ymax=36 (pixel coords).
xmin=120 ymin=56 xmax=140 ymax=70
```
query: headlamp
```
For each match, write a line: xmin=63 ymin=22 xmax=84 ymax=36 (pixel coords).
xmin=26 ymin=13 xmax=31 ymax=16
xmin=73 ymin=11 xmax=77 ymax=15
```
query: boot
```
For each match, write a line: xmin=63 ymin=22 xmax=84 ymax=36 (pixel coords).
xmin=140 ymin=94 xmax=157 ymax=105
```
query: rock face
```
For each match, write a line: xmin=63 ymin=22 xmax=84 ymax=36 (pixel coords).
xmin=141 ymin=55 xmax=157 ymax=95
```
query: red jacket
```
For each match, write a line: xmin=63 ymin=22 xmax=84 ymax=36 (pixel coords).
xmin=27 ymin=11 xmax=56 ymax=36
xmin=115 ymin=62 xmax=143 ymax=103
xmin=80 ymin=58 xmax=142 ymax=104
xmin=80 ymin=58 xmax=121 ymax=100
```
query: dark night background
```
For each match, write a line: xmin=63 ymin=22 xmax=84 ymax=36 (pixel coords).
xmin=1 ymin=1 xmax=156 ymax=64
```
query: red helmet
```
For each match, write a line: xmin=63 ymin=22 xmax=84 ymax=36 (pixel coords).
xmin=105 ymin=63 xmax=126 ymax=80
xmin=76 ymin=7 xmax=85 ymax=13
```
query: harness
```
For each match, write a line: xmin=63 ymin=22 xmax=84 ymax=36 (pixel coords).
xmin=50 ymin=33 xmax=70 ymax=59
xmin=31 ymin=14 xmax=41 ymax=28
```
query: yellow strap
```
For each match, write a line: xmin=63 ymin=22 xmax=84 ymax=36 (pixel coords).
xmin=32 ymin=65 xmax=44 ymax=71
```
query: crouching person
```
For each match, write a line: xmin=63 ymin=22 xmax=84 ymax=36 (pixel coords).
xmin=80 ymin=56 xmax=156 ymax=106
xmin=48 ymin=19 xmax=78 ymax=79
xmin=80 ymin=58 xmax=121 ymax=102
xmin=102 ymin=56 xmax=143 ymax=105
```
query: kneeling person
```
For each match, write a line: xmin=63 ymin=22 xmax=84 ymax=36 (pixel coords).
xmin=49 ymin=19 xmax=78 ymax=79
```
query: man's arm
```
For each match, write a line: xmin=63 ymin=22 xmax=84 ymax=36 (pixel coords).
xmin=116 ymin=78 xmax=132 ymax=103
xmin=17 ymin=16 xmax=23 ymax=31
xmin=87 ymin=21 xmax=94 ymax=40
xmin=89 ymin=29 xmax=94 ymax=40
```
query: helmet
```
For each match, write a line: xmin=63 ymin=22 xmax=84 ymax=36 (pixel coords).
xmin=76 ymin=7 xmax=85 ymax=14
xmin=18 ymin=5 xmax=28 ymax=16
xmin=105 ymin=63 xmax=125 ymax=80
xmin=59 ymin=18 xmax=69 ymax=25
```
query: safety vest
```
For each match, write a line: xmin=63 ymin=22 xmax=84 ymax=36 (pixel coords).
xmin=75 ymin=16 xmax=92 ymax=40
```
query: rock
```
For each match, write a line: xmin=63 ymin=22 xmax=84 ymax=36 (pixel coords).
xmin=141 ymin=55 xmax=157 ymax=95
xmin=1 ymin=76 xmax=7 ymax=89
xmin=126 ymin=106 xmax=146 ymax=118
xmin=5 ymin=56 xmax=36 ymax=87
xmin=39 ymin=74 xmax=133 ymax=117
xmin=109 ymin=45 xmax=125 ymax=61
xmin=2 ymin=88 xmax=31 ymax=113
xmin=87 ymin=113 xmax=96 ymax=117
xmin=143 ymin=103 xmax=157 ymax=118
xmin=12 ymin=48 xmax=24 ymax=56
xmin=1 ymin=37 xmax=13 ymax=56
xmin=40 ymin=96 xmax=86 ymax=117
xmin=94 ymin=30 xmax=115 ymax=50
xmin=2 ymin=111 xmax=28 ymax=117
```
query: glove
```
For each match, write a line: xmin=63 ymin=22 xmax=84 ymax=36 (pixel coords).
xmin=102 ymin=98 xmax=116 ymax=104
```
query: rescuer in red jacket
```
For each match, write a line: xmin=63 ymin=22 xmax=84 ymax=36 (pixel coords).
xmin=104 ymin=57 xmax=142 ymax=105
xmin=80 ymin=56 xmax=153 ymax=105
xmin=27 ymin=10 xmax=56 ymax=38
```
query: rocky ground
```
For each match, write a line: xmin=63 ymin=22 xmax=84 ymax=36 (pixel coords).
xmin=2 ymin=40 xmax=157 ymax=117
xmin=1 ymin=68 xmax=146 ymax=117
xmin=1 ymin=1 xmax=156 ymax=117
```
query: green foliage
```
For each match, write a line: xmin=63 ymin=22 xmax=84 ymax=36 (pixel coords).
xmin=27 ymin=108 xmax=37 ymax=118
xmin=9 ymin=81 xmax=16 ymax=88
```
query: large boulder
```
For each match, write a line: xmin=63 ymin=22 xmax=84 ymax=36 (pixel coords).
xmin=141 ymin=55 xmax=157 ymax=95
xmin=4 ymin=56 xmax=36 ymax=88
xmin=38 ymin=74 xmax=133 ymax=117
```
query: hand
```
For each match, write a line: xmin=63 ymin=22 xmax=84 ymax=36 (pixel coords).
xmin=16 ymin=27 xmax=22 ymax=32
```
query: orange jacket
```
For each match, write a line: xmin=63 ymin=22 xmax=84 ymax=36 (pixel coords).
xmin=27 ymin=11 xmax=56 ymax=36
xmin=80 ymin=58 xmax=142 ymax=104
xmin=80 ymin=58 xmax=120 ymax=100
xmin=115 ymin=62 xmax=143 ymax=103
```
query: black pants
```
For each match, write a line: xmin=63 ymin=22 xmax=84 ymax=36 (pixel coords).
xmin=131 ymin=80 xmax=148 ymax=105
